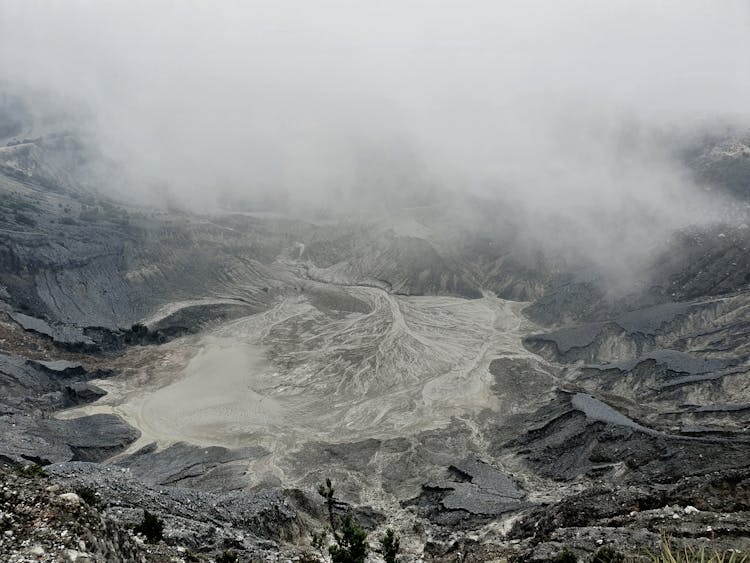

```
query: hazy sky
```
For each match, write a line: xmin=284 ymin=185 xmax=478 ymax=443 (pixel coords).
xmin=2 ymin=1 xmax=748 ymax=203
xmin=1 ymin=1 xmax=749 ymax=285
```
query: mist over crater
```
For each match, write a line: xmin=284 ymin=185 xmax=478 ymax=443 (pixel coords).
xmin=1 ymin=2 xmax=750 ymax=561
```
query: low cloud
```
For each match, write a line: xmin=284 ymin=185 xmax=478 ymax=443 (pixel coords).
xmin=1 ymin=1 xmax=749 ymax=284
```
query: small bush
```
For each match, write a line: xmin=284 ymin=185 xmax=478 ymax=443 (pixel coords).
xmin=314 ymin=479 xmax=370 ymax=563
xmin=133 ymin=510 xmax=164 ymax=542
xmin=183 ymin=550 xmax=206 ymax=562
xmin=552 ymin=548 xmax=578 ymax=563
xmin=75 ymin=486 xmax=100 ymax=507
xmin=17 ymin=464 xmax=48 ymax=478
xmin=131 ymin=323 xmax=149 ymax=336
xmin=650 ymin=534 xmax=748 ymax=563
xmin=329 ymin=514 xmax=368 ymax=563
xmin=380 ymin=528 xmax=400 ymax=563
xmin=592 ymin=546 xmax=625 ymax=563
xmin=216 ymin=551 xmax=239 ymax=563
xmin=123 ymin=323 xmax=164 ymax=345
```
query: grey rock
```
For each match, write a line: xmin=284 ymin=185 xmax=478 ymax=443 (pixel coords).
xmin=117 ymin=441 xmax=268 ymax=488
xmin=9 ymin=311 xmax=94 ymax=347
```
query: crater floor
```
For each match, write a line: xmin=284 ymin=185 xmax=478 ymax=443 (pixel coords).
xmin=61 ymin=285 xmax=553 ymax=491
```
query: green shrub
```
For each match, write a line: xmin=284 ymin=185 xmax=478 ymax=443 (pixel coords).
xmin=553 ymin=548 xmax=578 ymax=563
xmin=314 ymin=479 xmax=370 ymax=563
xmin=329 ymin=514 xmax=368 ymax=563
xmin=75 ymin=486 xmax=100 ymax=507
xmin=16 ymin=464 xmax=48 ymax=478
xmin=592 ymin=546 xmax=624 ymax=563
xmin=380 ymin=528 xmax=400 ymax=563
xmin=650 ymin=534 xmax=747 ymax=563
xmin=133 ymin=510 xmax=164 ymax=542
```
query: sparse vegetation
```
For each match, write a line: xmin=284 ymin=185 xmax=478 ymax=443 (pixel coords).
xmin=379 ymin=528 xmax=400 ymax=563
xmin=216 ymin=550 xmax=239 ymax=563
xmin=329 ymin=514 xmax=368 ymax=563
xmin=183 ymin=550 xmax=207 ymax=562
xmin=649 ymin=534 xmax=747 ymax=563
xmin=133 ymin=510 xmax=164 ymax=543
xmin=16 ymin=463 xmax=48 ymax=478
xmin=552 ymin=548 xmax=578 ymax=563
xmin=592 ymin=546 xmax=625 ymax=563
xmin=75 ymin=486 xmax=101 ymax=507
xmin=310 ymin=479 xmax=372 ymax=563
xmin=122 ymin=322 xmax=168 ymax=345
xmin=130 ymin=323 xmax=149 ymax=337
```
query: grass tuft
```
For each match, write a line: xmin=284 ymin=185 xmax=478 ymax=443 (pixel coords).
xmin=649 ymin=533 xmax=747 ymax=563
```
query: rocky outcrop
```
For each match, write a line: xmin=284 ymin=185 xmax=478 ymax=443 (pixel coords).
xmin=48 ymin=461 xmax=310 ymax=556
xmin=0 ymin=464 xmax=153 ymax=563
xmin=116 ymin=441 xmax=268 ymax=489
xmin=0 ymin=351 xmax=138 ymax=465
xmin=404 ymin=458 xmax=528 ymax=527
xmin=503 ymin=393 xmax=750 ymax=483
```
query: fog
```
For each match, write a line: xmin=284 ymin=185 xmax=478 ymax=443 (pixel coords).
xmin=1 ymin=1 xmax=750 ymax=284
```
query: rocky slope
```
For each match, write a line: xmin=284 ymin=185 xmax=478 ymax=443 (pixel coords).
xmin=0 ymin=123 xmax=749 ymax=561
